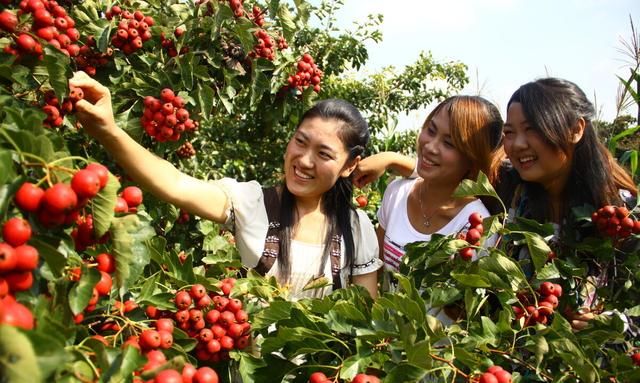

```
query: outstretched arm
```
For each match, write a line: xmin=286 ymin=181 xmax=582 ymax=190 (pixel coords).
xmin=69 ymin=71 xmax=230 ymax=223
xmin=352 ymin=152 xmax=416 ymax=188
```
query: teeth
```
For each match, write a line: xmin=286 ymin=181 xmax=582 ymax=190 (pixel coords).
xmin=294 ymin=168 xmax=313 ymax=179
xmin=422 ymin=158 xmax=437 ymax=166
xmin=519 ymin=156 xmax=536 ymax=163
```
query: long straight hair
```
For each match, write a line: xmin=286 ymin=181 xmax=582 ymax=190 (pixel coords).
xmin=277 ymin=99 xmax=369 ymax=283
xmin=507 ymin=78 xmax=637 ymax=223
xmin=420 ymin=96 xmax=504 ymax=183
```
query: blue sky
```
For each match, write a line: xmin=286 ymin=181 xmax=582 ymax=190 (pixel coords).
xmin=330 ymin=0 xmax=639 ymax=130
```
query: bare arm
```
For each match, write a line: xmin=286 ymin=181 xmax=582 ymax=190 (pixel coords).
xmin=353 ymin=152 xmax=416 ymax=188
xmin=352 ymin=272 xmax=378 ymax=299
xmin=69 ymin=72 xmax=229 ymax=223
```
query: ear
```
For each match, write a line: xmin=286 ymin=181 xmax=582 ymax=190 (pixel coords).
xmin=570 ymin=118 xmax=586 ymax=144
xmin=340 ymin=155 xmax=361 ymax=178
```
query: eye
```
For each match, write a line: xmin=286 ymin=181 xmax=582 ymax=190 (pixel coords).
xmin=319 ymin=152 xmax=332 ymax=159
xmin=444 ymin=140 xmax=455 ymax=148
xmin=294 ymin=136 xmax=304 ymax=144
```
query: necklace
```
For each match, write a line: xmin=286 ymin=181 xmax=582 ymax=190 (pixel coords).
xmin=418 ymin=181 xmax=435 ymax=228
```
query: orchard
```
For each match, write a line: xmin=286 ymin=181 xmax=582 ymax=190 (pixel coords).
xmin=1 ymin=0 xmax=639 ymax=382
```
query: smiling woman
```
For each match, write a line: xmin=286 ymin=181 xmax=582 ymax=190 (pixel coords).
xmin=68 ymin=72 xmax=382 ymax=300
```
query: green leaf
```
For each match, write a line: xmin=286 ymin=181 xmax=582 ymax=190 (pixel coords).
xmin=29 ymin=237 xmax=66 ymax=278
xmin=196 ymin=83 xmax=215 ymax=120
xmin=521 ymin=232 xmax=552 ymax=273
xmin=453 ymin=171 xmax=501 ymax=204
xmin=178 ymin=52 xmax=195 ymax=90
xmin=91 ymin=172 xmax=119 ymax=238
xmin=114 ymin=102 xmax=142 ymax=141
xmin=96 ymin=25 xmax=112 ymax=53
xmin=277 ymin=4 xmax=297 ymax=41
xmin=0 ymin=325 xmax=43 ymax=383
xmin=537 ymin=262 xmax=561 ymax=279
xmin=450 ymin=272 xmax=491 ymax=288
xmin=42 ymin=46 xmax=71 ymax=98
xmin=0 ymin=149 xmax=15 ymax=184
xmin=101 ymin=344 xmax=146 ymax=383
xmin=68 ymin=266 xmax=101 ymax=315
xmin=384 ymin=363 xmax=428 ymax=382
xmin=110 ymin=213 xmax=156 ymax=291
xmin=251 ymin=300 xmax=294 ymax=330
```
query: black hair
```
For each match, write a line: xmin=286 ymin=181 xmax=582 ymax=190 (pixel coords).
xmin=507 ymin=77 xmax=636 ymax=224
xmin=277 ymin=99 xmax=369 ymax=283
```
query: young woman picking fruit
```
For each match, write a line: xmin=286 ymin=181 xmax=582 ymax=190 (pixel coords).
xmin=69 ymin=71 xmax=381 ymax=300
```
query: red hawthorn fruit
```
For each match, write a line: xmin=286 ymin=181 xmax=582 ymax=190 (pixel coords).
xmin=479 ymin=373 xmax=499 ymax=383
xmin=6 ymin=271 xmax=34 ymax=291
xmin=96 ymin=253 xmax=115 ymax=273
xmin=351 ymin=374 xmax=380 ymax=383
xmin=2 ymin=218 xmax=32 ymax=247
xmin=68 ymin=87 xmax=84 ymax=102
xmin=466 ymin=228 xmax=482 ymax=244
xmin=219 ymin=335 xmax=234 ymax=350
xmin=355 ymin=195 xmax=367 ymax=208
xmin=192 ymin=367 xmax=219 ymax=383
xmin=0 ymin=10 xmax=18 ymax=33
xmin=0 ymin=299 xmax=34 ymax=330
xmin=493 ymin=370 xmax=512 ymax=383
xmin=14 ymin=183 xmax=45 ymax=212
xmin=206 ymin=338 xmax=221 ymax=353
xmin=155 ymin=317 xmax=174 ymax=333
xmin=174 ymin=290 xmax=192 ymax=310
xmin=196 ymin=294 xmax=213 ymax=309
xmin=539 ymin=281 xmax=555 ymax=297
xmin=71 ymin=169 xmax=101 ymax=198
xmin=160 ymin=88 xmax=175 ymax=102
xmin=43 ymin=183 xmax=78 ymax=213
xmin=205 ymin=309 xmax=220 ymax=324
xmin=190 ymin=284 xmax=206 ymax=299
xmin=140 ymin=329 xmax=162 ymax=350
xmin=631 ymin=352 xmax=640 ymax=366
xmin=0 ymin=243 xmax=17 ymax=272
xmin=227 ymin=298 xmax=243 ymax=313
xmin=114 ymin=197 xmax=128 ymax=213
xmin=95 ymin=271 xmax=112 ymax=296
xmin=0 ymin=277 xmax=8 ymax=298
xmin=155 ymin=369 xmax=183 ymax=383
xmin=158 ymin=329 xmax=173 ymax=349
xmin=459 ymin=247 xmax=474 ymax=261
xmin=182 ymin=364 xmax=197 ymax=383
xmin=14 ymin=245 xmax=39 ymax=271
xmin=309 ymin=372 xmax=328 ymax=383
xmin=122 ymin=186 xmax=143 ymax=207
xmin=16 ymin=34 xmax=37 ymax=53
xmin=85 ymin=163 xmax=109 ymax=188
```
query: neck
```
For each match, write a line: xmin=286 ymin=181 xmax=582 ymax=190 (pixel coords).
xmin=420 ymin=178 xmax=461 ymax=207
xmin=294 ymin=195 xmax=323 ymax=217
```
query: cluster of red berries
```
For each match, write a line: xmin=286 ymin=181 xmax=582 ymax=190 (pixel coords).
xmin=41 ymin=86 xmax=83 ymax=128
xmin=115 ymin=185 xmax=144 ymax=214
xmin=478 ymin=365 xmax=512 ymax=383
xmin=177 ymin=142 xmax=196 ymax=158
xmin=248 ymin=5 xmax=264 ymax=26
xmin=141 ymin=365 xmax=219 ymax=383
xmin=227 ymin=0 xmax=244 ymax=18
xmin=592 ymin=205 xmax=639 ymax=239
xmin=145 ymin=279 xmax=251 ymax=363
xmin=249 ymin=29 xmax=275 ymax=60
xmin=75 ymin=36 xmax=113 ymax=77
xmin=309 ymin=372 xmax=380 ymax=383
xmin=105 ymin=5 xmax=154 ymax=55
xmin=513 ymin=281 xmax=562 ymax=326
xmin=277 ymin=35 xmax=288 ymax=50
xmin=13 ymin=162 xmax=107 ymax=228
xmin=458 ymin=212 xmax=484 ymax=261
xmin=141 ymin=88 xmax=198 ymax=142
xmin=0 ymin=218 xmax=38 ymax=297
xmin=1 ymin=0 xmax=80 ymax=58
xmin=286 ymin=54 xmax=323 ymax=94
xmin=159 ymin=28 xmax=189 ymax=58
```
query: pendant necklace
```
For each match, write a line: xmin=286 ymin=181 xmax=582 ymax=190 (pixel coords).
xmin=419 ymin=181 xmax=435 ymax=228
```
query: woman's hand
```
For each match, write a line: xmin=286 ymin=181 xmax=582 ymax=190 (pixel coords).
xmin=68 ymin=71 xmax=117 ymax=138
xmin=568 ymin=307 xmax=595 ymax=331
xmin=352 ymin=152 xmax=416 ymax=188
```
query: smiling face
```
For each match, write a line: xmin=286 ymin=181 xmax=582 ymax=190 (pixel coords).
xmin=416 ymin=108 xmax=472 ymax=186
xmin=503 ymin=102 xmax=573 ymax=193
xmin=284 ymin=117 xmax=358 ymax=204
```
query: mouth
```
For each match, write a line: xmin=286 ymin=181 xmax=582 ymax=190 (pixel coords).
xmin=293 ymin=166 xmax=314 ymax=180
xmin=420 ymin=157 xmax=439 ymax=167
xmin=516 ymin=155 xmax=537 ymax=168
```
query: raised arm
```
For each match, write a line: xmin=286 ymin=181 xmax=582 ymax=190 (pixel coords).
xmin=352 ymin=151 xmax=416 ymax=188
xmin=69 ymin=71 xmax=229 ymax=223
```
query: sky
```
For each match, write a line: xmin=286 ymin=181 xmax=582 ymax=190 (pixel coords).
xmin=329 ymin=0 xmax=639 ymax=131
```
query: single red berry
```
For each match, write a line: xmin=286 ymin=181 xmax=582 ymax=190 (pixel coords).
xmin=96 ymin=253 xmax=115 ymax=273
xmin=192 ymin=367 xmax=219 ymax=383
xmin=0 ymin=243 xmax=17 ymax=273
xmin=0 ymin=10 xmax=18 ymax=33
xmin=122 ymin=186 xmax=143 ymax=207
xmin=71 ymin=169 xmax=101 ymax=198
xmin=85 ymin=163 xmax=109 ymax=188
xmin=2 ymin=218 xmax=32 ymax=247
xmin=43 ymin=183 xmax=78 ymax=213
xmin=14 ymin=245 xmax=39 ymax=271
xmin=14 ymin=183 xmax=45 ymax=212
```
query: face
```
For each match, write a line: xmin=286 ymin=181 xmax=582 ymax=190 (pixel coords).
xmin=284 ymin=117 xmax=358 ymax=202
xmin=416 ymin=108 xmax=471 ymax=186
xmin=503 ymin=102 xmax=572 ymax=193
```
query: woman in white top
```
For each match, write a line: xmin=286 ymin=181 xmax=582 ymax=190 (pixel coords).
xmin=69 ymin=72 xmax=382 ymax=300
xmin=356 ymin=96 xmax=504 ymax=275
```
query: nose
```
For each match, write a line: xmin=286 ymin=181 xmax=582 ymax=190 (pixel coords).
xmin=421 ymin=137 xmax=439 ymax=155
xmin=512 ymin=131 xmax=528 ymax=150
xmin=298 ymin=149 xmax=314 ymax=168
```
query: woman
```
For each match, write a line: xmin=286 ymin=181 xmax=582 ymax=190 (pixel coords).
xmin=69 ymin=71 xmax=382 ymax=300
xmin=372 ymin=96 xmax=503 ymax=281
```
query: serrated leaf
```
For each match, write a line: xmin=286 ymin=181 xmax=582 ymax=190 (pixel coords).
xmin=451 ymin=272 xmax=491 ymax=288
xmin=42 ymin=46 xmax=71 ymax=99
xmin=197 ymin=83 xmax=215 ymax=120
xmin=522 ymin=232 xmax=552 ymax=273
xmin=110 ymin=214 xmax=156 ymax=291
xmin=383 ymin=363 xmax=428 ymax=382
xmin=178 ymin=52 xmax=195 ymax=90
xmin=29 ymin=237 xmax=66 ymax=278
xmin=91 ymin=172 xmax=119 ymax=238
xmin=101 ymin=344 xmax=146 ymax=383
xmin=114 ymin=102 xmax=143 ymax=142
xmin=0 ymin=325 xmax=43 ymax=383
xmin=68 ymin=266 xmax=101 ymax=315
xmin=277 ymin=4 xmax=297 ymax=41
xmin=97 ymin=25 xmax=112 ymax=53
xmin=0 ymin=149 xmax=15 ymax=184
xmin=302 ymin=276 xmax=331 ymax=292
xmin=251 ymin=300 xmax=294 ymax=330
xmin=537 ymin=262 xmax=561 ymax=279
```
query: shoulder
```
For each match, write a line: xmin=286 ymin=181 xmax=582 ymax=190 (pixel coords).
xmin=381 ymin=178 xmax=416 ymax=203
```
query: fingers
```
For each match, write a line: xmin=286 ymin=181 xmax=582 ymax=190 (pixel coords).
xmin=69 ymin=71 xmax=110 ymax=103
